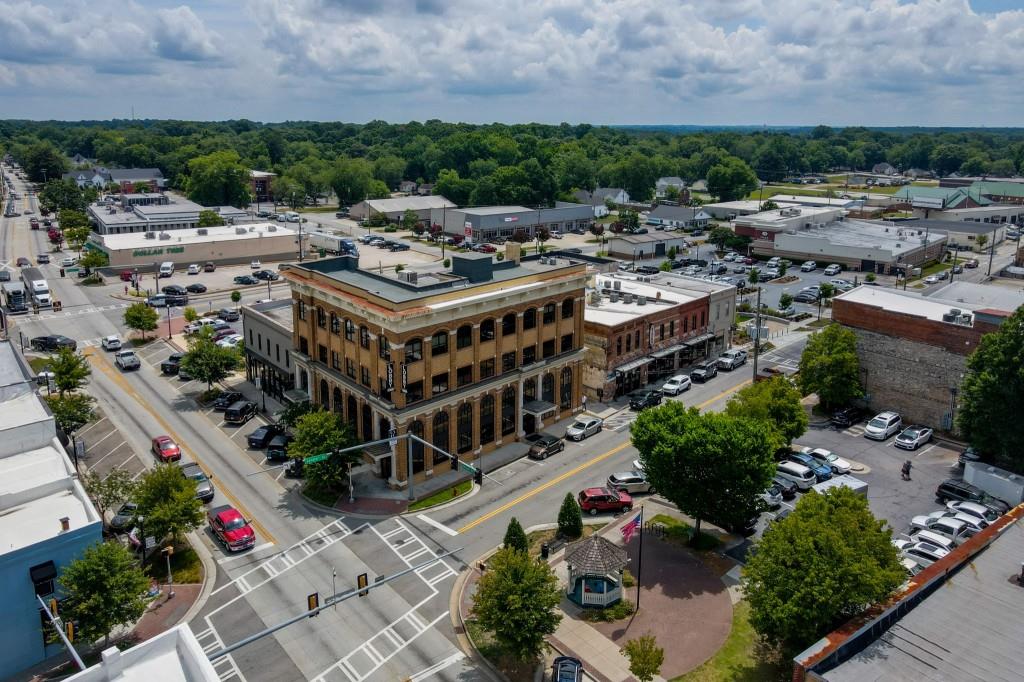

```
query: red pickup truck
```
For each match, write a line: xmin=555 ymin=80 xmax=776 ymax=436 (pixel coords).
xmin=29 ymin=218 xmax=39 ymax=229
xmin=207 ymin=505 xmax=255 ymax=552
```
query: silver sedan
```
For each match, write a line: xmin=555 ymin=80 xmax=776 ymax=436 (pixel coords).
xmin=566 ymin=417 xmax=603 ymax=441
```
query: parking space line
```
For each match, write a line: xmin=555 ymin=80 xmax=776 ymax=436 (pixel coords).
xmin=77 ymin=416 xmax=108 ymax=436
xmin=916 ymin=444 xmax=937 ymax=458
xmin=89 ymin=428 xmax=122 ymax=449
xmin=89 ymin=442 xmax=127 ymax=469
xmin=115 ymin=454 xmax=136 ymax=470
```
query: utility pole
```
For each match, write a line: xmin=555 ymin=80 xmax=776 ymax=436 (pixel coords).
xmin=987 ymin=227 xmax=997 ymax=276
xmin=752 ymin=285 xmax=762 ymax=380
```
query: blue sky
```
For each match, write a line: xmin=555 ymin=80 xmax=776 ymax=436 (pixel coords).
xmin=1 ymin=0 xmax=1023 ymax=125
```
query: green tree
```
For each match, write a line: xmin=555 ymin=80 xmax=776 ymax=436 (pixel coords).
xmin=778 ymin=260 xmax=789 ymax=277
xmin=373 ymin=155 xmax=406 ymax=189
xmin=278 ymin=399 xmax=314 ymax=428
xmin=557 ymin=492 xmax=583 ymax=538
xmin=632 ymin=403 xmax=780 ymax=538
xmin=619 ymin=209 xmax=640 ymax=232
xmin=123 ymin=302 xmax=159 ymax=340
xmin=82 ymin=468 xmax=136 ymax=521
xmin=17 ymin=141 xmax=68 ymax=183
xmin=185 ymin=150 xmax=252 ymax=207
xmin=45 ymin=392 xmax=95 ymax=440
xmin=659 ymin=260 xmax=673 ymax=272
xmin=39 ymin=179 xmax=87 ymax=212
xmin=288 ymin=408 xmax=357 ymax=496
xmin=183 ymin=306 xmax=199 ymax=323
xmin=958 ymin=306 xmax=1024 ymax=469
xmin=621 ymin=634 xmax=665 ymax=682
xmin=230 ymin=290 xmax=242 ymax=307
xmin=797 ymin=324 xmax=862 ymax=410
xmin=708 ymin=226 xmax=733 ymax=251
xmin=48 ymin=347 xmax=91 ymax=396
xmin=198 ymin=209 xmax=226 ymax=227
xmin=706 ymin=157 xmax=759 ymax=201
xmin=79 ymin=249 xmax=108 ymax=270
xmin=470 ymin=547 xmax=562 ymax=660
xmin=779 ymin=292 xmax=794 ymax=309
xmin=179 ymin=328 xmax=242 ymax=390
xmin=989 ymin=158 xmax=1016 ymax=177
xmin=433 ymin=169 xmax=476 ymax=206
xmin=503 ymin=517 xmax=528 ymax=553
xmin=59 ymin=541 xmax=150 ymax=647
xmin=865 ymin=272 xmax=876 ymax=283
xmin=725 ymin=376 xmax=808 ymax=446
xmin=331 ymin=157 xmax=375 ymax=206
xmin=401 ymin=209 xmax=419 ymax=232
xmin=134 ymin=464 xmax=205 ymax=543
xmin=760 ymin=200 xmax=780 ymax=211
xmin=743 ymin=487 xmax=903 ymax=656
xmin=929 ymin=144 xmax=967 ymax=176
xmin=976 ymin=233 xmax=988 ymax=251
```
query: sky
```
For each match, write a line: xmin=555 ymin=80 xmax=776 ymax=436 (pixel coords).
xmin=1 ymin=0 xmax=1023 ymax=126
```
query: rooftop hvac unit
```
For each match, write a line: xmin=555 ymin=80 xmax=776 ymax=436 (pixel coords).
xmin=958 ymin=313 xmax=973 ymax=326
xmin=249 ymin=226 xmax=256 ymax=232
xmin=235 ymin=227 xmax=247 ymax=235
xmin=623 ymin=293 xmax=634 ymax=303
xmin=637 ymin=276 xmax=651 ymax=282
xmin=196 ymin=228 xmax=208 ymax=236
xmin=613 ymin=280 xmax=622 ymax=290
xmin=942 ymin=308 xmax=961 ymax=322
xmin=609 ymin=291 xmax=620 ymax=302
xmin=144 ymin=231 xmax=155 ymax=239
xmin=267 ymin=225 xmax=276 ymax=232
xmin=589 ymin=291 xmax=602 ymax=306
xmin=637 ymin=295 xmax=647 ymax=305
xmin=158 ymin=232 xmax=170 ymax=240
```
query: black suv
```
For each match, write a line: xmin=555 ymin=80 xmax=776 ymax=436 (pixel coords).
xmin=935 ymin=479 xmax=1010 ymax=513
xmin=266 ymin=434 xmax=293 ymax=462
xmin=224 ymin=400 xmax=257 ymax=425
xmin=253 ymin=269 xmax=279 ymax=281
xmin=528 ymin=434 xmax=564 ymax=460
xmin=30 ymin=335 xmax=77 ymax=352
xmin=162 ymin=285 xmax=187 ymax=296
xmin=830 ymin=407 xmax=862 ymax=428
xmin=212 ymin=391 xmax=245 ymax=411
xmin=161 ymin=352 xmax=184 ymax=375
xmin=248 ymin=424 xmax=286 ymax=449
xmin=218 ymin=308 xmax=240 ymax=322
xmin=690 ymin=361 xmax=719 ymax=383
xmin=628 ymin=390 xmax=663 ymax=411
xmin=165 ymin=293 xmax=189 ymax=306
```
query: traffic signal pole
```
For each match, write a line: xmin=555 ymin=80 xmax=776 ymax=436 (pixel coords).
xmin=37 ymin=595 xmax=85 ymax=671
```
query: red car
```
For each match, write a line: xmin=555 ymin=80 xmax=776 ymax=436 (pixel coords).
xmin=208 ymin=505 xmax=255 ymax=552
xmin=151 ymin=435 xmax=181 ymax=462
xmin=120 ymin=270 xmax=134 ymax=282
xmin=578 ymin=487 xmax=633 ymax=516
xmin=478 ymin=244 xmax=497 ymax=253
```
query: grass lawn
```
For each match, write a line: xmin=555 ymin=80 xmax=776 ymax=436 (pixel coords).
xmin=144 ymin=543 xmax=203 ymax=584
xmin=299 ymin=206 xmax=342 ymax=213
xmin=524 ymin=523 xmax=606 ymax=559
xmin=407 ymin=480 xmax=472 ymax=512
xmin=674 ymin=601 xmax=785 ymax=682
xmin=464 ymin=619 xmax=538 ymax=682
xmin=649 ymin=514 xmax=721 ymax=551
xmin=27 ymin=356 xmax=50 ymax=372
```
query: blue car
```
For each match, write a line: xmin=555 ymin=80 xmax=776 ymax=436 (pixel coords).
xmin=787 ymin=452 xmax=833 ymax=482
xmin=551 ymin=656 xmax=583 ymax=682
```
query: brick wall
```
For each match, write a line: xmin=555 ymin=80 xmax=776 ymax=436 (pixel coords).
xmin=833 ymin=299 xmax=997 ymax=356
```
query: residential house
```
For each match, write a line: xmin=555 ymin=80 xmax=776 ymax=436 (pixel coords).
xmin=61 ymin=170 xmax=107 ymax=189
xmin=250 ymin=170 xmax=275 ymax=204
xmin=416 ymin=184 xmax=435 ymax=196
xmin=871 ymin=162 xmax=896 ymax=175
xmin=645 ymin=205 xmax=711 ymax=230
xmin=655 ymin=177 xmax=687 ymax=199
xmin=399 ymin=180 xmax=418 ymax=194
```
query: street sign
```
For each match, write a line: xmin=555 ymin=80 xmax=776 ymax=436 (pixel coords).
xmin=388 ymin=428 xmax=398 ymax=448
xmin=304 ymin=452 xmax=331 ymax=465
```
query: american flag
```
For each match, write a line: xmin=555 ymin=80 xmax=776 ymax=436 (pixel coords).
xmin=621 ymin=509 xmax=642 ymax=544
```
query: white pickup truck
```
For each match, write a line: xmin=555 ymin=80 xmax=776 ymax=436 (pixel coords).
xmin=114 ymin=349 xmax=140 ymax=371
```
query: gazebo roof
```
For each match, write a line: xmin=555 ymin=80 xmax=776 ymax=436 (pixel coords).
xmin=565 ymin=535 xmax=628 ymax=574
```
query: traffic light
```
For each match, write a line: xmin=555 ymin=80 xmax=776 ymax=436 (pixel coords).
xmin=474 ymin=468 xmax=483 ymax=485
xmin=450 ymin=456 xmax=458 ymax=471
xmin=49 ymin=598 xmax=58 ymax=617
xmin=65 ymin=621 xmax=74 ymax=642
xmin=307 ymin=592 xmax=319 ymax=616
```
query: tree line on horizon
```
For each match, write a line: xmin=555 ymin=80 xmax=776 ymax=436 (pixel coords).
xmin=4 ymin=119 xmax=1024 ymax=209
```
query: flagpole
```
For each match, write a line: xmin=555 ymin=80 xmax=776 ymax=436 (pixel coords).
xmin=635 ymin=506 xmax=644 ymax=612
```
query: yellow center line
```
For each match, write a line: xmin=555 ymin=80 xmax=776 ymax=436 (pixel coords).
xmin=88 ymin=349 xmax=277 ymax=544
xmin=456 ymin=376 xmax=751 ymax=534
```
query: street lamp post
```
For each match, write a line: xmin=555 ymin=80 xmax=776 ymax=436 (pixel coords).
xmin=162 ymin=546 xmax=175 ymax=599
xmin=166 ymin=306 xmax=173 ymax=339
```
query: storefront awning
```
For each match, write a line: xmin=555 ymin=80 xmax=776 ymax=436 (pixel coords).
xmin=30 ymin=561 xmax=56 ymax=584
xmin=651 ymin=343 xmax=687 ymax=359
xmin=523 ymin=399 xmax=557 ymax=416
xmin=614 ymin=357 xmax=652 ymax=374
xmin=682 ymin=333 xmax=714 ymax=347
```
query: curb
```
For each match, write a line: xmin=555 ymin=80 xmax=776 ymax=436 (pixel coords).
xmin=176 ymin=530 xmax=217 ymax=627
xmin=296 ymin=486 xmax=407 ymax=520
xmin=401 ymin=481 xmax=480 ymax=517
xmin=450 ymin=556 xmax=507 ymax=682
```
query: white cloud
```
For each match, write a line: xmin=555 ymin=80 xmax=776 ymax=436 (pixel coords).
xmin=1 ymin=0 xmax=1024 ymax=123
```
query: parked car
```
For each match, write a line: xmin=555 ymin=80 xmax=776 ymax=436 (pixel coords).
xmin=207 ymin=505 xmax=255 ymax=552
xmin=577 ymin=487 xmax=633 ymax=515
xmin=895 ymin=539 xmax=950 ymax=568
xmin=717 ymin=349 xmax=747 ymax=370
xmin=787 ymin=451 xmax=833 ymax=482
xmin=187 ymin=264 xmax=201 ymax=275
xmin=894 ymin=425 xmax=934 ymax=450
xmin=100 ymin=335 xmax=122 ymax=351
xmin=109 ymin=502 xmax=139 ymax=532
xmin=800 ymin=260 xmax=817 ymax=272
xmin=247 ymin=423 xmax=286 ymax=449
xmin=776 ymin=461 xmax=816 ymax=490
xmin=0 ymin=270 xmax=9 ymax=282
xmin=830 ymin=406 xmax=862 ymax=428
xmin=551 ymin=656 xmax=583 ymax=682
xmin=180 ymin=462 xmax=215 ymax=503
xmin=794 ymin=290 xmax=819 ymax=304
xmin=114 ymin=350 xmax=140 ymax=371
xmin=801 ymin=447 xmax=852 ymax=475
xmin=161 ymin=352 xmax=184 ymax=375
xmin=908 ymin=515 xmax=976 ymax=546
xmin=30 ymin=335 xmax=77 ymax=351
xmin=690 ymin=360 xmax=719 ymax=382
xmin=628 ymin=389 xmax=662 ymax=410
xmin=528 ymin=434 xmax=564 ymax=460
xmin=607 ymin=471 xmax=653 ymax=495
xmin=771 ymin=475 xmax=798 ymax=500
xmin=920 ymin=509 xmax=988 ymax=532
xmin=863 ymin=411 xmax=902 ymax=440
xmin=233 ymin=275 xmax=258 ymax=285
xmin=151 ymin=435 xmax=181 ymax=462
xmin=266 ymin=434 xmax=293 ymax=462
xmin=146 ymin=294 xmax=168 ymax=308
xmin=37 ymin=254 xmax=50 ymax=264
xmin=760 ymin=485 xmax=783 ymax=510
xmin=829 ymin=278 xmax=854 ymax=291
xmin=565 ymin=417 xmax=603 ymax=441
xmin=945 ymin=500 xmax=1000 ymax=524
xmin=60 ymin=256 xmax=76 ymax=267
xmin=218 ymin=308 xmax=240 ymax=322
xmin=964 ymin=258 xmax=979 ymax=269
xmin=186 ymin=283 xmax=207 ymax=294
xmin=250 ymin=260 xmax=262 ymax=270
xmin=217 ymin=334 xmax=243 ymax=349
xmin=161 ymin=285 xmax=187 ymax=296
xmin=224 ymin=400 xmax=258 ymax=425
xmin=823 ymin=264 xmax=842 ymax=276
xmin=935 ymin=479 xmax=1010 ymax=513
xmin=204 ymin=261 xmax=216 ymax=272
xmin=661 ymin=374 xmax=691 ymax=395
xmin=254 ymin=269 xmax=280 ymax=281
xmin=212 ymin=391 xmax=245 ymax=411
xmin=389 ymin=243 xmax=410 ymax=252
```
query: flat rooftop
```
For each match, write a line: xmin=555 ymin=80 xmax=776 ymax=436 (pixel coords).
xmin=835 ymin=286 xmax=982 ymax=324
xmin=248 ymin=299 xmax=294 ymax=331
xmin=0 ymin=388 xmax=53 ymax=433
xmin=929 ymin=281 xmax=1024 ymax=314
xmin=737 ymin=206 xmax=845 ymax=225
xmin=765 ymin=194 xmax=860 ymax=207
xmin=66 ymin=624 xmax=220 ymax=682
xmin=461 ymin=205 xmax=533 ymax=216
xmin=97 ymin=222 xmax=296 ymax=250
xmin=786 ymin=218 xmax=947 ymax=255
xmin=706 ymin=199 xmax=799 ymax=212
xmin=363 ymin=195 xmax=454 ymax=211
xmin=823 ymin=518 xmax=1024 ymax=682
xmin=586 ymin=276 xmax=704 ymax=327
xmin=134 ymin=200 xmax=204 ymax=216
xmin=878 ymin=218 xmax=1002 ymax=235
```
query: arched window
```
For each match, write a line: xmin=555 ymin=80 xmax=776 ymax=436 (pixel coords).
xmin=524 ymin=377 xmax=537 ymax=401
xmin=359 ymin=326 xmax=370 ymax=349
xmin=330 ymin=312 xmax=340 ymax=334
xmin=457 ymin=324 xmax=473 ymax=349
xmin=543 ymin=302 xmax=556 ymax=324
xmin=480 ymin=395 xmax=495 ymax=444
xmin=344 ymin=318 xmax=355 ymax=341
xmin=501 ymin=386 xmax=516 ymax=435
xmin=333 ymin=386 xmax=343 ymax=414
xmin=319 ymin=379 xmax=330 ymax=409
xmin=409 ymin=420 xmax=425 ymax=474
xmin=480 ymin=318 xmax=496 ymax=341
xmin=561 ymin=297 xmax=574 ymax=319
xmin=432 ymin=330 xmax=449 ymax=356
xmin=542 ymin=373 xmax=555 ymax=403
xmin=316 ymin=307 xmax=327 ymax=328
xmin=432 ymin=411 xmax=450 ymax=464
xmin=626 ymin=334 xmax=632 ymax=352
xmin=502 ymin=312 xmax=517 ymax=336
xmin=346 ymin=395 xmax=357 ymax=431
xmin=457 ymin=403 xmax=473 ymax=454
xmin=406 ymin=337 xmax=423 ymax=362
xmin=523 ymin=308 xmax=537 ymax=330
xmin=560 ymin=367 xmax=573 ymax=409
xmin=361 ymin=404 xmax=372 ymax=442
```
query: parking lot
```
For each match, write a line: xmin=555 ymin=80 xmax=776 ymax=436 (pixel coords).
xmin=73 ymin=404 xmax=150 ymax=482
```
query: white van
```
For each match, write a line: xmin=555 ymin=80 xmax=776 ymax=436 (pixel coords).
xmin=285 ymin=211 xmax=300 ymax=223
xmin=159 ymin=262 xmax=174 ymax=278
xmin=776 ymin=461 xmax=816 ymax=490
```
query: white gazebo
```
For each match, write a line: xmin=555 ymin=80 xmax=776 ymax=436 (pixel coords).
xmin=564 ymin=535 xmax=628 ymax=608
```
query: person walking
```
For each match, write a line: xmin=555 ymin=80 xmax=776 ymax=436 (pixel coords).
xmin=581 ymin=394 xmax=587 ymax=413
xmin=901 ymin=460 xmax=912 ymax=481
